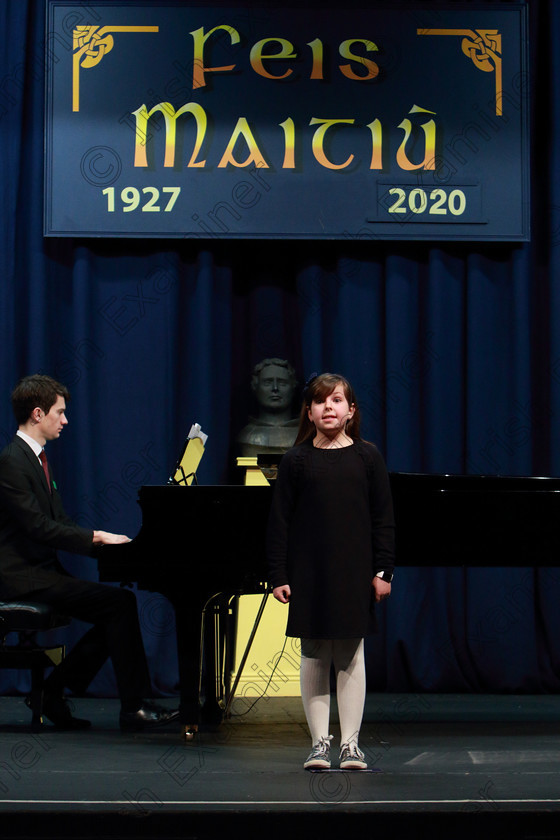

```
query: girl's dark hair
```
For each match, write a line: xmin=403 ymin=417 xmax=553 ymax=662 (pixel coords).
xmin=294 ymin=373 xmax=362 ymax=444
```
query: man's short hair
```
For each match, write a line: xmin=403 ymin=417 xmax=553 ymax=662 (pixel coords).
xmin=11 ymin=375 xmax=70 ymax=426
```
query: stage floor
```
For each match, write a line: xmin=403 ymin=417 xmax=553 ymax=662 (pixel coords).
xmin=1 ymin=693 xmax=560 ymax=839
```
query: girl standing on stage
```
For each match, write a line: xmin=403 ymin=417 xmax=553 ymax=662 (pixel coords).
xmin=267 ymin=373 xmax=395 ymax=770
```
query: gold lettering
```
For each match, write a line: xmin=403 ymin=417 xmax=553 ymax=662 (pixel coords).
xmin=396 ymin=105 xmax=437 ymax=171
xmin=279 ymin=118 xmax=295 ymax=168
xmin=339 ymin=39 xmax=379 ymax=81
xmin=190 ymin=25 xmax=240 ymax=89
xmin=307 ymin=38 xmax=324 ymax=80
xmin=310 ymin=118 xmax=355 ymax=169
xmin=250 ymin=38 xmax=296 ymax=79
xmin=217 ymin=118 xmax=269 ymax=168
xmin=366 ymin=118 xmax=383 ymax=169
xmin=132 ymin=102 xmax=207 ymax=168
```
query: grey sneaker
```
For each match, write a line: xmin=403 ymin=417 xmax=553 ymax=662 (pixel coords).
xmin=304 ymin=735 xmax=333 ymax=770
xmin=339 ymin=741 xmax=367 ymax=770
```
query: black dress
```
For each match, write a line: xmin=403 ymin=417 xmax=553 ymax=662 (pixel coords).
xmin=267 ymin=438 xmax=395 ymax=639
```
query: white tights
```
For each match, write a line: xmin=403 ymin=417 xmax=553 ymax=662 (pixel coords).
xmin=299 ymin=638 xmax=365 ymax=746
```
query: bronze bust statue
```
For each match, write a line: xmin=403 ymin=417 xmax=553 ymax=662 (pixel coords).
xmin=237 ymin=359 xmax=299 ymax=456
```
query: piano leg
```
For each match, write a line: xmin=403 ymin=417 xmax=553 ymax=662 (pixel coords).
xmin=159 ymin=591 xmax=200 ymax=725
xmin=199 ymin=593 xmax=230 ymax=725
xmin=164 ymin=592 xmax=223 ymax=728
xmin=163 ymin=589 xmax=268 ymax=729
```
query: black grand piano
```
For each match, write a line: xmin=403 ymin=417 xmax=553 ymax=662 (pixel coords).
xmin=98 ymin=473 xmax=560 ymax=724
xmin=98 ymin=485 xmax=272 ymax=726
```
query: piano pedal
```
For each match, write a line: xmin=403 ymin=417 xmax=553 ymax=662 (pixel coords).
xmin=182 ymin=724 xmax=199 ymax=742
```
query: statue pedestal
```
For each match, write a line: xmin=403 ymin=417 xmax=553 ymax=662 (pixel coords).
xmin=229 ymin=595 xmax=301 ymax=700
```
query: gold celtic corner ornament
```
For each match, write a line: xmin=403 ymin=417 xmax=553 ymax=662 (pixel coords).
xmin=72 ymin=26 xmax=159 ymax=112
xmin=417 ymin=28 xmax=503 ymax=116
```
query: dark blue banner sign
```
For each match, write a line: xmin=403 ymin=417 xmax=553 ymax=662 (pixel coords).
xmin=44 ymin=2 xmax=529 ymax=240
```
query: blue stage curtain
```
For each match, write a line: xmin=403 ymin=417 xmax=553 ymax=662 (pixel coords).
xmin=1 ymin=0 xmax=560 ymax=698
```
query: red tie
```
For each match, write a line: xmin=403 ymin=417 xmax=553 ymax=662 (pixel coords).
xmin=39 ymin=450 xmax=52 ymax=493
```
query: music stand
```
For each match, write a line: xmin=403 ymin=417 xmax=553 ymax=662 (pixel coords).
xmin=169 ymin=423 xmax=208 ymax=486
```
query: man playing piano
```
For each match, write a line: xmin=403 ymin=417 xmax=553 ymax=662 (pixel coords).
xmin=0 ymin=374 xmax=179 ymax=732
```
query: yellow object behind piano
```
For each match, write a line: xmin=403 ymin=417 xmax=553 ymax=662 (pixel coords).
xmin=230 ymin=595 xmax=301 ymax=697
xmin=173 ymin=436 xmax=204 ymax=485
xmin=236 ymin=456 xmax=270 ymax=486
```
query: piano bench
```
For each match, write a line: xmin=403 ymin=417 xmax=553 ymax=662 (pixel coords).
xmin=0 ymin=601 xmax=70 ymax=731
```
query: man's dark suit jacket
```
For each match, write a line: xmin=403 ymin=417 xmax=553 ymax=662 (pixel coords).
xmin=0 ymin=435 xmax=94 ymax=599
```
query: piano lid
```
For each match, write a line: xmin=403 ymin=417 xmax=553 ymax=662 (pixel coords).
xmin=389 ymin=472 xmax=560 ymax=567
xmin=98 ymin=473 xmax=560 ymax=580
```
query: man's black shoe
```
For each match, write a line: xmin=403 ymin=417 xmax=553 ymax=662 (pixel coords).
xmin=119 ymin=701 xmax=180 ymax=732
xmin=26 ymin=695 xmax=92 ymax=730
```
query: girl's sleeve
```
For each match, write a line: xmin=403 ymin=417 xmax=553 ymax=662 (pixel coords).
xmin=266 ymin=450 xmax=298 ymax=588
xmin=368 ymin=445 xmax=396 ymax=574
